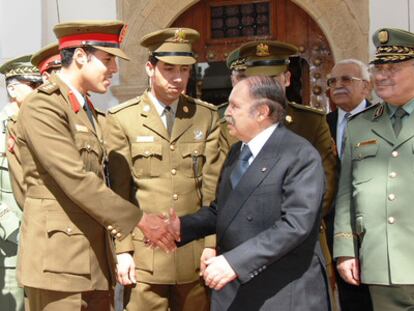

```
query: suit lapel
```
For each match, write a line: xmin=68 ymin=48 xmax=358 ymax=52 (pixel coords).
xmin=171 ymin=96 xmax=194 ymax=142
xmin=217 ymin=126 xmax=285 ymax=241
xmin=140 ymin=92 xmax=170 ymax=141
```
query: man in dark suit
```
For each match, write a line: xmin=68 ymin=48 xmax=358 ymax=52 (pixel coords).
xmin=171 ymin=75 xmax=330 ymax=310
xmin=325 ymin=59 xmax=373 ymax=311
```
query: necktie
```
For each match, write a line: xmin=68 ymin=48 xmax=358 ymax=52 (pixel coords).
xmin=393 ymin=107 xmax=407 ymax=137
xmin=230 ymin=145 xmax=252 ymax=188
xmin=84 ymin=96 xmax=95 ymax=129
xmin=164 ymin=106 xmax=174 ymax=135
xmin=340 ymin=112 xmax=351 ymax=158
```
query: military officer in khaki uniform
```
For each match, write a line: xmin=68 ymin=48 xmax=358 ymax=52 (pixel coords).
xmin=16 ymin=21 xmax=176 ymax=311
xmin=104 ymin=28 xmax=225 ymax=311
xmin=0 ymin=55 xmax=42 ymax=311
xmin=334 ymin=28 xmax=414 ymax=311
xmin=31 ymin=42 xmax=62 ymax=82
xmin=236 ymin=40 xmax=338 ymax=308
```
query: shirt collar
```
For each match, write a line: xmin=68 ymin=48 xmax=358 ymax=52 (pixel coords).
xmin=245 ymin=123 xmax=278 ymax=159
xmin=148 ymin=91 xmax=178 ymax=116
xmin=337 ymin=99 xmax=367 ymax=122
xmin=57 ymin=73 xmax=85 ymax=108
xmin=387 ymin=98 xmax=414 ymax=118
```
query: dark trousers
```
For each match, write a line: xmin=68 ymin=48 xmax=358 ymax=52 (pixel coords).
xmin=336 ymin=270 xmax=373 ymax=311
xmin=369 ymin=284 xmax=414 ymax=311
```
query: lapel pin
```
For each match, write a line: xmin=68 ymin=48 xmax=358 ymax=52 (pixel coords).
xmin=261 ymin=167 xmax=267 ymax=172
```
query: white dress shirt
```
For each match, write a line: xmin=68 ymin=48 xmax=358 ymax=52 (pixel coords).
xmin=243 ymin=123 xmax=278 ymax=165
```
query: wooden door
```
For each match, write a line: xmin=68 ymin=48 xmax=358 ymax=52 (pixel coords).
xmin=171 ymin=0 xmax=333 ymax=110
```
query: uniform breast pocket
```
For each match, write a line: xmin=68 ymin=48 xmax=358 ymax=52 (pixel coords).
xmin=74 ymin=133 xmax=103 ymax=174
xmin=43 ymin=212 xmax=90 ymax=275
xmin=179 ymin=142 xmax=206 ymax=178
xmin=351 ymin=143 xmax=378 ymax=184
xmin=130 ymin=143 xmax=162 ymax=178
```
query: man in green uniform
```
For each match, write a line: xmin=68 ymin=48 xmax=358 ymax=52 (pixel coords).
xmin=334 ymin=28 xmax=414 ymax=311
xmin=16 ymin=21 xmax=176 ymax=311
xmin=0 ymin=55 xmax=42 ymax=311
xmin=104 ymin=28 xmax=225 ymax=311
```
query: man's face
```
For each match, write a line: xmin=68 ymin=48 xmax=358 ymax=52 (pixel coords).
xmin=82 ymin=50 xmax=118 ymax=94
xmin=371 ymin=59 xmax=414 ymax=106
xmin=7 ymin=80 xmax=37 ymax=105
xmin=226 ymin=80 xmax=260 ymax=142
xmin=146 ymin=61 xmax=191 ymax=105
xmin=328 ymin=63 xmax=368 ymax=111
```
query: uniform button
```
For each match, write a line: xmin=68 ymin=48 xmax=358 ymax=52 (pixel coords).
xmin=145 ymin=150 xmax=150 ymax=156
xmin=173 ymin=194 xmax=178 ymax=200
xmin=388 ymin=194 xmax=396 ymax=201
xmin=86 ymin=144 xmax=91 ymax=151
xmin=111 ymin=229 xmax=117 ymax=235
xmin=194 ymin=150 xmax=199 ymax=155
xmin=171 ymin=169 xmax=177 ymax=175
xmin=107 ymin=225 xmax=113 ymax=230
xmin=389 ymin=172 xmax=397 ymax=178
xmin=388 ymin=217 xmax=395 ymax=224
xmin=392 ymin=151 xmax=399 ymax=157
xmin=170 ymin=145 xmax=175 ymax=151
xmin=254 ymin=271 xmax=258 ymax=276
xmin=116 ymin=233 xmax=122 ymax=238
xmin=66 ymin=227 xmax=72 ymax=234
xmin=246 ymin=216 xmax=253 ymax=221
xmin=250 ymin=274 xmax=254 ymax=278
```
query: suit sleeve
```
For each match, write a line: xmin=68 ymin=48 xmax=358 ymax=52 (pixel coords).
xmin=333 ymin=126 xmax=358 ymax=259
xmin=223 ymin=145 xmax=325 ymax=284
xmin=18 ymin=94 xmax=142 ymax=241
xmin=104 ymin=112 xmax=135 ymax=253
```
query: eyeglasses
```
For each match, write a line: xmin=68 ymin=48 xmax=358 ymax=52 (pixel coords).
xmin=368 ymin=62 xmax=410 ymax=76
xmin=327 ymin=75 xmax=363 ymax=87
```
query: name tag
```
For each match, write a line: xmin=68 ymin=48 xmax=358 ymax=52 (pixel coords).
xmin=136 ymin=136 xmax=154 ymax=143
xmin=356 ymin=139 xmax=377 ymax=147
xmin=75 ymin=124 xmax=88 ymax=132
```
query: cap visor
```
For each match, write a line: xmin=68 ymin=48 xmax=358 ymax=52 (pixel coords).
xmin=156 ymin=56 xmax=196 ymax=65
xmin=245 ymin=65 xmax=287 ymax=77
xmin=94 ymin=46 xmax=130 ymax=61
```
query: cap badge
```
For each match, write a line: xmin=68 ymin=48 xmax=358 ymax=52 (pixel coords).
xmin=285 ymin=115 xmax=293 ymax=124
xmin=119 ymin=24 xmax=128 ymax=44
xmin=378 ymin=30 xmax=389 ymax=44
xmin=194 ymin=129 xmax=204 ymax=141
xmin=174 ymin=29 xmax=186 ymax=43
xmin=256 ymin=43 xmax=270 ymax=57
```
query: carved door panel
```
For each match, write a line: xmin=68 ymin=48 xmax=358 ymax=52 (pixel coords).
xmin=171 ymin=0 xmax=333 ymax=110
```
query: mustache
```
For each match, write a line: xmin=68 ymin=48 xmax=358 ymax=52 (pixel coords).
xmin=375 ymin=80 xmax=394 ymax=87
xmin=332 ymin=88 xmax=350 ymax=96
xmin=224 ymin=115 xmax=235 ymax=125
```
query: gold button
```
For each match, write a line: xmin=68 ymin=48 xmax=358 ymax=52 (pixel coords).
xmin=116 ymin=233 xmax=122 ymax=238
xmin=194 ymin=150 xmax=198 ymax=155
xmin=171 ymin=169 xmax=177 ymax=175
xmin=389 ymin=172 xmax=397 ymax=178
xmin=173 ymin=194 xmax=178 ymax=200
xmin=107 ymin=225 xmax=113 ymax=230
xmin=86 ymin=144 xmax=91 ymax=151
xmin=145 ymin=150 xmax=150 ymax=156
xmin=388 ymin=194 xmax=396 ymax=201
xmin=66 ymin=227 xmax=72 ymax=234
xmin=170 ymin=145 xmax=175 ymax=151
xmin=111 ymin=229 xmax=117 ymax=235
xmin=388 ymin=217 xmax=395 ymax=224
xmin=392 ymin=151 xmax=399 ymax=157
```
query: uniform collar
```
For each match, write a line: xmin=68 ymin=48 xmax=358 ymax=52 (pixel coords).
xmin=147 ymin=91 xmax=178 ymax=116
xmin=57 ymin=72 xmax=85 ymax=108
xmin=387 ymin=98 xmax=414 ymax=119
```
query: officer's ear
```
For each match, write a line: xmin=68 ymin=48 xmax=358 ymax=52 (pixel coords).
xmin=6 ymin=84 xmax=16 ymax=99
xmin=73 ymin=48 xmax=88 ymax=66
xmin=145 ymin=61 xmax=155 ymax=78
xmin=282 ymin=71 xmax=291 ymax=87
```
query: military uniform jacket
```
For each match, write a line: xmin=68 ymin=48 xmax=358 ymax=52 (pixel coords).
xmin=334 ymin=103 xmax=414 ymax=285
xmin=15 ymin=74 xmax=141 ymax=292
xmin=105 ymin=91 xmax=225 ymax=284
xmin=0 ymin=105 xmax=21 ymax=268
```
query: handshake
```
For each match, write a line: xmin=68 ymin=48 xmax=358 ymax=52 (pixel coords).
xmin=137 ymin=208 xmax=181 ymax=252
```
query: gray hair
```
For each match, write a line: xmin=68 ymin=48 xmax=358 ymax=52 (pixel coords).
xmin=335 ymin=58 xmax=370 ymax=81
xmin=243 ymin=75 xmax=287 ymax=123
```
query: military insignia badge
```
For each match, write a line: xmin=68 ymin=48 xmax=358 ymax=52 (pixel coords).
xmin=378 ymin=30 xmax=389 ymax=44
xmin=374 ymin=104 xmax=384 ymax=119
xmin=256 ymin=43 xmax=270 ymax=57
xmin=174 ymin=28 xmax=186 ymax=43
xmin=194 ymin=129 xmax=204 ymax=140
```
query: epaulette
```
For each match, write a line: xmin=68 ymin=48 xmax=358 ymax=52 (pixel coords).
xmin=288 ymin=101 xmax=325 ymax=115
xmin=108 ymin=96 xmax=141 ymax=114
xmin=94 ymin=107 xmax=106 ymax=117
xmin=7 ymin=114 xmax=18 ymax=123
xmin=37 ymin=82 xmax=59 ymax=95
xmin=183 ymin=94 xmax=217 ymax=111
xmin=349 ymin=102 xmax=380 ymax=121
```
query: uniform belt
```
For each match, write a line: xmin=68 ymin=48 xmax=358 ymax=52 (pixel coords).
xmin=26 ymin=185 xmax=55 ymax=199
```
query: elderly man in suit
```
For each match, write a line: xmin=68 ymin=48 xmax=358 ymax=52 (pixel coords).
xmin=325 ymin=59 xmax=373 ymax=311
xmin=171 ymin=75 xmax=330 ymax=311
xmin=334 ymin=28 xmax=414 ymax=311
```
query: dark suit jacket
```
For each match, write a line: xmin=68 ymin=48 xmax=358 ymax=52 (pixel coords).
xmin=181 ymin=125 xmax=330 ymax=311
